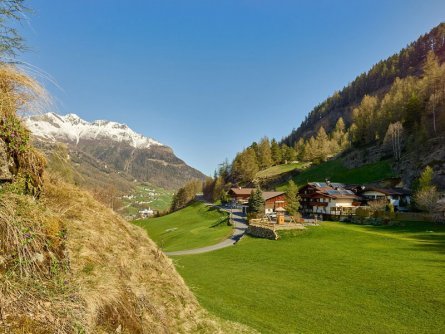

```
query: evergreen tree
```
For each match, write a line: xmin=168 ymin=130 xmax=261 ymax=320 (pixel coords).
xmin=315 ymin=126 xmax=329 ymax=162
xmin=332 ymin=117 xmax=348 ymax=150
xmin=247 ymin=187 xmax=265 ymax=218
xmin=285 ymin=180 xmax=301 ymax=216
xmin=257 ymin=137 xmax=273 ymax=169
xmin=294 ymin=137 xmax=305 ymax=161
xmin=352 ymin=95 xmax=379 ymax=144
xmin=422 ymin=51 xmax=445 ymax=135
xmin=404 ymin=93 xmax=423 ymax=130
xmin=281 ymin=144 xmax=297 ymax=163
xmin=271 ymin=138 xmax=282 ymax=165
xmin=232 ymin=147 xmax=259 ymax=183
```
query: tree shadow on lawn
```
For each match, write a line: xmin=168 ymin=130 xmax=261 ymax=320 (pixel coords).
xmin=408 ymin=234 xmax=445 ymax=255
xmin=357 ymin=221 xmax=445 ymax=256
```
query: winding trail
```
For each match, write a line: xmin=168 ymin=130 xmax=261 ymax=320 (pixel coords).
xmin=165 ymin=207 xmax=248 ymax=256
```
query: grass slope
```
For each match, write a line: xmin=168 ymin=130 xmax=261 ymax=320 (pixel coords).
xmin=121 ymin=183 xmax=173 ymax=216
xmin=135 ymin=202 xmax=232 ymax=252
xmin=256 ymin=162 xmax=309 ymax=179
xmin=174 ymin=221 xmax=445 ymax=334
xmin=277 ymin=159 xmax=395 ymax=190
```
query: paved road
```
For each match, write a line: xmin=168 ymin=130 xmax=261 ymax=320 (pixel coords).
xmin=165 ymin=207 xmax=248 ymax=256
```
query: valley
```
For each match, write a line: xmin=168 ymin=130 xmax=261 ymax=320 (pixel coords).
xmin=1 ymin=2 xmax=445 ymax=333
xmin=119 ymin=183 xmax=173 ymax=219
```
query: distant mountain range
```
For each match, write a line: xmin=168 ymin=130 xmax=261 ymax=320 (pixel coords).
xmin=25 ymin=113 xmax=205 ymax=190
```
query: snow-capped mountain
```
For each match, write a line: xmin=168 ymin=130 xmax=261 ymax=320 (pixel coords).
xmin=25 ymin=112 xmax=163 ymax=149
xmin=25 ymin=112 xmax=205 ymax=190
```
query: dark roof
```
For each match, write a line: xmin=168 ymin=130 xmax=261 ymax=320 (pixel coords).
xmin=301 ymin=182 xmax=359 ymax=200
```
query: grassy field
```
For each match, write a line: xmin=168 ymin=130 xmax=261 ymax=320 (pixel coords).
xmin=256 ymin=162 xmax=310 ymax=179
xmin=135 ymin=202 xmax=232 ymax=252
xmin=277 ymin=159 xmax=395 ymax=190
xmin=120 ymin=183 xmax=173 ymax=217
xmin=174 ymin=221 xmax=445 ymax=333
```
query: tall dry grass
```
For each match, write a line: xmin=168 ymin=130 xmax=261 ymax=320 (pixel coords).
xmin=0 ymin=64 xmax=49 ymax=196
xmin=1 ymin=171 xmax=257 ymax=333
xmin=0 ymin=63 xmax=255 ymax=333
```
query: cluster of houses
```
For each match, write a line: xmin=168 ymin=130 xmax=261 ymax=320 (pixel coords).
xmin=229 ymin=181 xmax=412 ymax=219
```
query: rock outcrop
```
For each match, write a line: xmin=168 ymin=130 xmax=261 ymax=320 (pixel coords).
xmin=0 ymin=139 xmax=13 ymax=182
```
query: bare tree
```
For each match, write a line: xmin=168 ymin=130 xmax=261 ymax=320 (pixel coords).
xmin=414 ymin=188 xmax=439 ymax=215
xmin=384 ymin=122 xmax=403 ymax=161
xmin=0 ymin=0 xmax=29 ymax=60
xmin=367 ymin=199 xmax=388 ymax=212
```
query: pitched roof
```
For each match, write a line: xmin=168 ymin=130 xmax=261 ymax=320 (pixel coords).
xmin=301 ymin=182 xmax=359 ymax=199
xmin=229 ymin=188 xmax=285 ymax=200
xmin=262 ymin=191 xmax=285 ymax=201
xmin=229 ymin=188 xmax=255 ymax=196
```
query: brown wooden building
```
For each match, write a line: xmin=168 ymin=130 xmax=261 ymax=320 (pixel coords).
xmin=299 ymin=182 xmax=361 ymax=217
xmin=229 ymin=188 xmax=287 ymax=214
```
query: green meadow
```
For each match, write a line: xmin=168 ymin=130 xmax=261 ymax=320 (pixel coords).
xmin=135 ymin=201 xmax=232 ymax=252
xmin=173 ymin=221 xmax=445 ymax=333
xmin=256 ymin=162 xmax=309 ymax=179
xmin=277 ymin=159 xmax=396 ymax=190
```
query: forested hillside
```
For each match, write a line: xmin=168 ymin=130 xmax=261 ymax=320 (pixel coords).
xmin=214 ymin=23 xmax=445 ymax=192
xmin=282 ymin=23 xmax=445 ymax=144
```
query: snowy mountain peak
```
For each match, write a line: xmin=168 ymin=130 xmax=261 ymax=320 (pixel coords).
xmin=25 ymin=112 xmax=164 ymax=149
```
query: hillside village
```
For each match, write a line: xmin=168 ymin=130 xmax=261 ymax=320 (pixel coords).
xmin=230 ymin=181 xmax=413 ymax=217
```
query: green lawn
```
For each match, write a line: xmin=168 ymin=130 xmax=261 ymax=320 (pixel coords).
xmin=256 ymin=162 xmax=310 ymax=179
xmin=173 ymin=221 xmax=445 ymax=333
xmin=135 ymin=202 xmax=232 ymax=252
xmin=277 ymin=159 xmax=396 ymax=190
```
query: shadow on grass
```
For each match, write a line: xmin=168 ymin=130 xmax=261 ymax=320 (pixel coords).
xmin=353 ymin=221 xmax=445 ymax=256
xmin=210 ymin=217 xmax=229 ymax=228
xmin=409 ymin=234 xmax=445 ymax=255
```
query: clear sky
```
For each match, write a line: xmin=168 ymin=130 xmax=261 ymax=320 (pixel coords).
xmin=18 ymin=0 xmax=445 ymax=175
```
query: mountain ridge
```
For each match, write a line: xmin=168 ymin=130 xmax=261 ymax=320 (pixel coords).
xmin=25 ymin=112 xmax=205 ymax=190
xmin=282 ymin=22 xmax=445 ymax=145
xmin=26 ymin=112 xmax=164 ymax=149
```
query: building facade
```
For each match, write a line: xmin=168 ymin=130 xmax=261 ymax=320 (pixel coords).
xmin=228 ymin=188 xmax=287 ymax=214
xmin=299 ymin=182 xmax=361 ymax=217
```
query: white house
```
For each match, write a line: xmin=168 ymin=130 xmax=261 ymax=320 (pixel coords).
xmin=360 ymin=187 xmax=411 ymax=209
xmin=139 ymin=208 xmax=154 ymax=218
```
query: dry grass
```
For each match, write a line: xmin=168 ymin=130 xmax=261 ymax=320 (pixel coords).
xmin=0 ymin=63 xmax=254 ymax=333
xmin=0 ymin=64 xmax=50 ymax=117
xmin=1 ymin=174 xmax=255 ymax=333
xmin=0 ymin=193 xmax=64 ymax=278
xmin=0 ymin=64 xmax=49 ymax=196
xmin=43 ymin=175 xmax=254 ymax=333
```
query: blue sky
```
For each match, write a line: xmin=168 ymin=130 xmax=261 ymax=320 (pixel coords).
xmin=19 ymin=0 xmax=445 ymax=175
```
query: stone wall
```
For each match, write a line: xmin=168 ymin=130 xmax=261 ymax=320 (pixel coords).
xmin=246 ymin=224 xmax=279 ymax=240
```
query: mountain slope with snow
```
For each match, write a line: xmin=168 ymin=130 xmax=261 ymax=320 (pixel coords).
xmin=25 ymin=112 xmax=163 ymax=149
xmin=25 ymin=113 xmax=205 ymax=189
